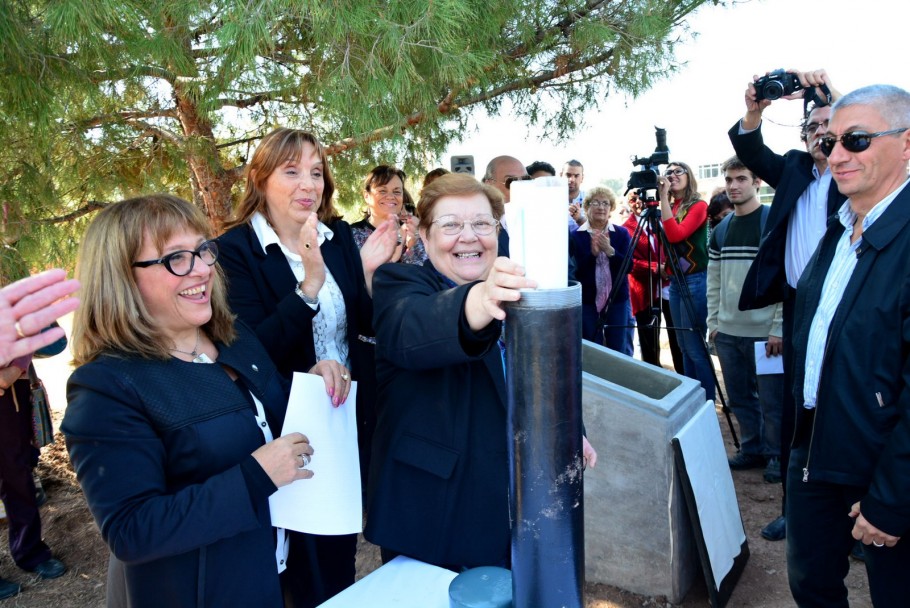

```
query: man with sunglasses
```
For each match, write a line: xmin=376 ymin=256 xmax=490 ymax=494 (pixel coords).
xmin=728 ymin=69 xmax=847 ymax=544
xmin=785 ymin=84 xmax=910 ymax=607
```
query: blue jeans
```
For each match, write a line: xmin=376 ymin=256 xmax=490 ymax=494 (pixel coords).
xmin=713 ymin=332 xmax=783 ymax=457
xmin=668 ymin=271 xmax=714 ymax=401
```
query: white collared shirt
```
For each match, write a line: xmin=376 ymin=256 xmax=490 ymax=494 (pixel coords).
xmin=250 ymin=212 xmax=349 ymax=367
xmin=785 ymin=165 xmax=833 ymax=288
xmin=802 ymin=178 xmax=910 ymax=408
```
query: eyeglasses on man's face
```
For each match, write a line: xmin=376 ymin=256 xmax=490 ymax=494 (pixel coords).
xmin=431 ymin=214 xmax=500 ymax=236
xmin=818 ymin=128 xmax=908 ymax=157
xmin=503 ymin=175 xmax=532 ymax=189
xmin=133 ymin=240 xmax=219 ymax=277
xmin=664 ymin=168 xmax=687 ymax=177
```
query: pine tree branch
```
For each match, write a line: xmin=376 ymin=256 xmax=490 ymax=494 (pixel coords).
xmin=38 ymin=201 xmax=109 ymax=224
xmin=324 ymin=47 xmax=615 ymax=155
xmin=68 ymin=109 xmax=178 ymax=132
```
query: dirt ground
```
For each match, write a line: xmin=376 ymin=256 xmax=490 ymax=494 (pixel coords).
xmin=2 ymin=342 xmax=875 ymax=607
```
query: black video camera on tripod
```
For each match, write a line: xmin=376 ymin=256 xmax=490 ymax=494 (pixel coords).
xmin=604 ymin=127 xmax=739 ymax=446
xmin=626 ymin=127 xmax=670 ymax=199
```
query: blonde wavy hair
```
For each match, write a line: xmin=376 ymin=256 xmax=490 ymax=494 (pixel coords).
xmin=72 ymin=194 xmax=236 ymax=365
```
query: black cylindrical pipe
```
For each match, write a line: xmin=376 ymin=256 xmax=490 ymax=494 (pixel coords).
xmin=505 ymin=282 xmax=584 ymax=608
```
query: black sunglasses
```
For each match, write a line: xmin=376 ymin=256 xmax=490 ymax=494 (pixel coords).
xmin=504 ymin=175 xmax=532 ymax=189
xmin=818 ymin=128 xmax=908 ymax=157
xmin=133 ymin=240 xmax=219 ymax=277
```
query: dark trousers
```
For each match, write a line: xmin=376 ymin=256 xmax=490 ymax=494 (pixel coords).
xmin=281 ymin=531 xmax=357 ymax=607
xmin=635 ymin=306 xmax=661 ymax=367
xmin=662 ymin=298 xmax=684 ymax=373
xmin=778 ymin=294 xmax=796 ymax=513
xmin=786 ymin=447 xmax=910 ymax=607
xmin=0 ymin=379 xmax=51 ymax=571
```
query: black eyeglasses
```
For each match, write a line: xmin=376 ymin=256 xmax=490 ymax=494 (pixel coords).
xmin=818 ymin=128 xmax=909 ymax=157
xmin=504 ymin=175 xmax=532 ymax=189
xmin=133 ymin=240 xmax=219 ymax=277
xmin=664 ymin=168 xmax=687 ymax=177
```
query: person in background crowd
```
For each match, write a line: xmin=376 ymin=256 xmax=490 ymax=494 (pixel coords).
xmin=526 ymin=160 xmax=556 ymax=179
xmin=352 ymin=165 xmax=426 ymax=265
xmin=707 ymin=157 xmax=784 ymax=485
xmin=658 ymin=161 xmax=714 ymax=401
xmin=571 ymin=187 xmax=633 ymax=354
xmin=561 ymin=160 xmax=587 ymax=226
xmin=730 ymin=68 xmax=845 ymax=543
xmin=422 ymin=167 xmax=450 ymax=190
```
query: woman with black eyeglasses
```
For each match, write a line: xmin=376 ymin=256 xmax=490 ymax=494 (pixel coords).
xmin=658 ymin=161 xmax=715 ymax=402
xmin=64 ymin=195 xmax=315 ymax=607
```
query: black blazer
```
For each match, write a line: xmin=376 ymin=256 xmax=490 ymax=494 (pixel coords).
xmin=364 ymin=262 xmax=510 ymax=568
xmin=63 ymin=324 xmax=287 ymax=608
xmin=729 ymin=121 xmax=846 ymax=310
xmin=216 ymin=220 xmax=373 ymax=381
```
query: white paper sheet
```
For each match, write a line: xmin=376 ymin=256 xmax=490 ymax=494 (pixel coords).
xmin=674 ymin=401 xmax=746 ymax=588
xmin=507 ymin=177 xmax=569 ymax=289
xmin=269 ymin=372 xmax=362 ymax=535
xmin=317 ymin=556 xmax=457 ymax=608
xmin=754 ymin=341 xmax=784 ymax=375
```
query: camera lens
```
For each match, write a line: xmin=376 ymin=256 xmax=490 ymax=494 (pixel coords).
xmin=763 ymin=80 xmax=784 ymax=101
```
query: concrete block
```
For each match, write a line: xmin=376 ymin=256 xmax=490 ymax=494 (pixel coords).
xmin=581 ymin=340 xmax=705 ymax=603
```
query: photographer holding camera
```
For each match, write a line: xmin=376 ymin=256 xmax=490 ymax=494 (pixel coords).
xmin=728 ymin=69 xmax=846 ymax=543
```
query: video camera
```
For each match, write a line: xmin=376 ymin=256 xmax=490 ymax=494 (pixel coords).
xmin=626 ymin=127 xmax=669 ymax=202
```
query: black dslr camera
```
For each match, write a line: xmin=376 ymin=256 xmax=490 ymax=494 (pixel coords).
xmin=754 ymin=69 xmax=804 ymax=101
xmin=626 ymin=127 xmax=669 ymax=203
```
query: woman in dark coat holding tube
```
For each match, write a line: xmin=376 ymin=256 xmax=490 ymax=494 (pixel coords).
xmin=365 ymin=174 xmax=596 ymax=569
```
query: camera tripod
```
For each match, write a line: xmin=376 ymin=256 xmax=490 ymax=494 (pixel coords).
xmin=597 ymin=191 xmax=739 ymax=448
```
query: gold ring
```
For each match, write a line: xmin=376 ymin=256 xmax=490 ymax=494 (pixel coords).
xmin=304 ymin=242 xmax=312 ymax=250
xmin=341 ymin=373 xmax=350 ymax=381
xmin=14 ymin=321 xmax=26 ymax=339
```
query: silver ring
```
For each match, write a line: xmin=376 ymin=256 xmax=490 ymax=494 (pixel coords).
xmin=14 ymin=321 xmax=26 ymax=339
xmin=341 ymin=373 xmax=350 ymax=381
xmin=873 ymin=540 xmax=885 ymax=547
xmin=298 ymin=454 xmax=311 ymax=469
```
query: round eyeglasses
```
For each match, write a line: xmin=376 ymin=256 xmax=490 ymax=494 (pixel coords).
xmin=431 ymin=215 xmax=500 ymax=236
xmin=133 ymin=240 xmax=219 ymax=277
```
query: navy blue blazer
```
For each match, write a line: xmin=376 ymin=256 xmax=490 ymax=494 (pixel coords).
xmin=729 ymin=121 xmax=846 ymax=310
xmin=216 ymin=220 xmax=373 ymax=381
xmin=63 ymin=324 xmax=287 ymax=608
xmin=365 ymin=262 xmax=510 ymax=568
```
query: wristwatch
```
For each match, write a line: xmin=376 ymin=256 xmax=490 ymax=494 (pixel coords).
xmin=295 ymin=284 xmax=319 ymax=307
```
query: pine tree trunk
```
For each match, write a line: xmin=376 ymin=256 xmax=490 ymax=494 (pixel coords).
xmin=175 ymin=88 xmax=238 ymax=233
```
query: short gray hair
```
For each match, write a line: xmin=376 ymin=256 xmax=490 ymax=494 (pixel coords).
xmin=832 ymin=84 xmax=910 ymax=130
